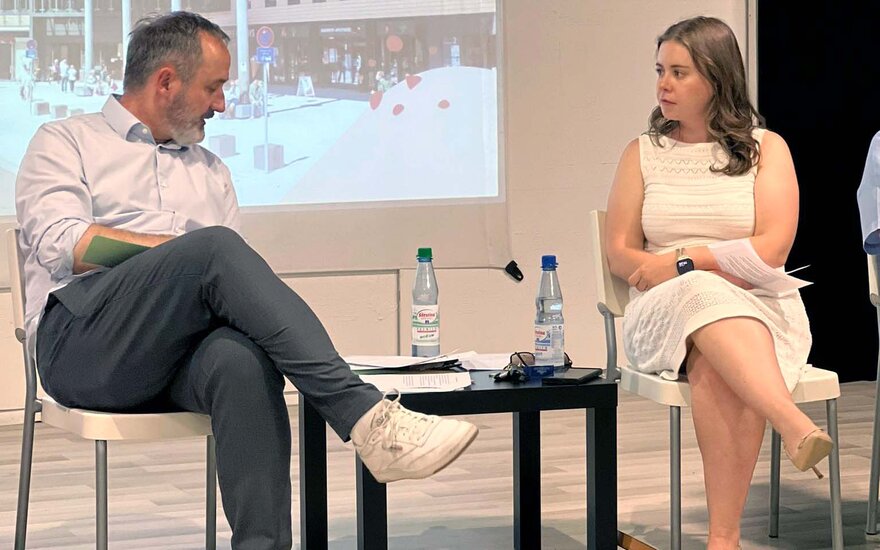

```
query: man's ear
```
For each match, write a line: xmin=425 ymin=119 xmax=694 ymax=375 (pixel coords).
xmin=154 ymin=66 xmax=178 ymax=96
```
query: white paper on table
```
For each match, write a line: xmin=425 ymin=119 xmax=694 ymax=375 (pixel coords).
xmin=344 ymin=351 xmax=477 ymax=370
xmin=357 ymin=372 xmax=473 ymax=393
xmin=460 ymin=353 xmax=513 ymax=371
xmin=707 ymin=239 xmax=811 ymax=294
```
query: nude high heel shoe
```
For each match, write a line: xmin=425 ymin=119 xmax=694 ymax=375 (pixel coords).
xmin=785 ymin=428 xmax=833 ymax=478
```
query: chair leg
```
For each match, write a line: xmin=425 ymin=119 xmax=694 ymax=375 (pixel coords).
xmin=96 ymin=440 xmax=108 ymax=550
xmin=868 ymin=341 xmax=880 ymax=535
xmin=827 ymin=399 xmax=844 ymax=550
xmin=769 ymin=429 xmax=781 ymax=538
xmin=14 ymin=402 xmax=38 ymax=550
xmin=206 ymin=435 xmax=217 ymax=550
xmin=670 ymin=406 xmax=681 ymax=550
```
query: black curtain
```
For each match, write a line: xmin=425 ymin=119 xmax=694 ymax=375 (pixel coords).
xmin=758 ymin=2 xmax=880 ymax=381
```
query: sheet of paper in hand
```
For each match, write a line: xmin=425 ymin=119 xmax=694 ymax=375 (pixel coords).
xmin=707 ymin=239 xmax=811 ymax=294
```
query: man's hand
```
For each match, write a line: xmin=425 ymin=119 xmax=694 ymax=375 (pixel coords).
xmin=627 ymin=252 xmax=677 ymax=292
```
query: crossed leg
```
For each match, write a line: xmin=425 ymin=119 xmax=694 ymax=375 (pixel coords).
xmin=687 ymin=316 xmax=822 ymax=550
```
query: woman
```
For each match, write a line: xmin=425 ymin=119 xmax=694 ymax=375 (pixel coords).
xmin=604 ymin=16 xmax=831 ymax=549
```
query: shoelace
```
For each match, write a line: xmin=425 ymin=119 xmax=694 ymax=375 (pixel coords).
xmin=367 ymin=392 xmax=433 ymax=452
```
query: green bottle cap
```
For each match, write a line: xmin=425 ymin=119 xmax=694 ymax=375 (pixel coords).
xmin=417 ymin=247 xmax=433 ymax=260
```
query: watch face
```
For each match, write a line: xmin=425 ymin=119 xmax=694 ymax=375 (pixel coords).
xmin=676 ymin=258 xmax=695 ymax=275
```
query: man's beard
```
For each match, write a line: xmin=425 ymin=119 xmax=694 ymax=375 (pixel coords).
xmin=167 ymin=92 xmax=212 ymax=146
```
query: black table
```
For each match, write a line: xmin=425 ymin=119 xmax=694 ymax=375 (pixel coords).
xmin=298 ymin=371 xmax=618 ymax=550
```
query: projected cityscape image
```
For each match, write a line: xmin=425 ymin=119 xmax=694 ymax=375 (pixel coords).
xmin=0 ymin=0 xmax=499 ymax=215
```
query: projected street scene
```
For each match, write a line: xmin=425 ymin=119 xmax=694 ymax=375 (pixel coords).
xmin=283 ymin=66 xmax=497 ymax=204
xmin=0 ymin=0 xmax=499 ymax=215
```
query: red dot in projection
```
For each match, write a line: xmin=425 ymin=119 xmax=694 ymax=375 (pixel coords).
xmin=369 ymin=91 xmax=383 ymax=110
xmin=438 ymin=99 xmax=450 ymax=109
xmin=386 ymin=35 xmax=404 ymax=53
xmin=405 ymin=75 xmax=422 ymax=89
xmin=392 ymin=104 xmax=405 ymax=116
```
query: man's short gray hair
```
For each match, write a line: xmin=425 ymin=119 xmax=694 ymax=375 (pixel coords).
xmin=124 ymin=11 xmax=229 ymax=92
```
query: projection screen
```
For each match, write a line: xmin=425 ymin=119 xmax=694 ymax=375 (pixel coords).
xmin=0 ymin=0 xmax=510 ymax=283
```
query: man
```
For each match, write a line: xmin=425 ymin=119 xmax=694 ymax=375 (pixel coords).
xmin=15 ymin=12 xmax=477 ymax=549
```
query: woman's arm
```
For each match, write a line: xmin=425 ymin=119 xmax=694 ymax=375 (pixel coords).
xmin=750 ymin=130 xmax=800 ymax=268
xmin=605 ymin=138 xmax=724 ymax=291
xmin=605 ymin=138 xmax=690 ymax=290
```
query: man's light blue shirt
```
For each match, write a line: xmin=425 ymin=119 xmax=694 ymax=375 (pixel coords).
xmin=15 ymin=95 xmax=241 ymax=347
xmin=857 ymin=131 xmax=880 ymax=254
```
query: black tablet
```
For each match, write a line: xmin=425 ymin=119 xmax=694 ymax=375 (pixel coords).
xmin=542 ymin=367 xmax=603 ymax=385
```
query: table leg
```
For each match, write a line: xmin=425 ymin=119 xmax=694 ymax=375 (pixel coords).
xmin=587 ymin=407 xmax=617 ymax=550
xmin=299 ymin=398 xmax=328 ymax=550
xmin=357 ymin=457 xmax=388 ymax=549
xmin=513 ymin=411 xmax=541 ymax=550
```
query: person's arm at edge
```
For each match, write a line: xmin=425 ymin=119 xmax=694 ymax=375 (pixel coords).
xmin=856 ymin=132 xmax=880 ymax=253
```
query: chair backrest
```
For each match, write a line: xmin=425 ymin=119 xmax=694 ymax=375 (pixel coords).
xmin=6 ymin=228 xmax=27 ymax=340
xmin=7 ymin=227 xmax=43 ymax=409
xmin=588 ymin=210 xmax=631 ymax=317
xmin=869 ymin=254 xmax=880 ymax=307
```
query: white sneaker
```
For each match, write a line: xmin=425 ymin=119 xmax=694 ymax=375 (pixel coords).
xmin=352 ymin=393 xmax=478 ymax=483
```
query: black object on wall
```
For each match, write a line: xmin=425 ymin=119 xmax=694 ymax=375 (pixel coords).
xmin=758 ymin=2 xmax=880 ymax=382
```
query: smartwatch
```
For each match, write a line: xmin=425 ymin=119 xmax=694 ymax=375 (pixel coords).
xmin=675 ymin=247 xmax=695 ymax=276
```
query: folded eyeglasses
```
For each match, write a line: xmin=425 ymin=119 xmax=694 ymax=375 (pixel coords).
xmin=493 ymin=351 xmax=573 ymax=383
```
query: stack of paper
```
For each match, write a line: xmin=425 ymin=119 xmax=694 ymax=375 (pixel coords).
xmin=357 ymin=372 xmax=473 ymax=394
xmin=345 ymin=353 xmax=469 ymax=371
xmin=344 ymin=352 xmax=512 ymax=373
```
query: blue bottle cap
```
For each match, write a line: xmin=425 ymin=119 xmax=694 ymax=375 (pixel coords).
xmin=541 ymin=255 xmax=557 ymax=269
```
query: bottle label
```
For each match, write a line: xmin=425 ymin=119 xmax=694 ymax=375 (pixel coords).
xmin=534 ymin=323 xmax=564 ymax=365
xmin=412 ymin=305 xmax=440 ymax=345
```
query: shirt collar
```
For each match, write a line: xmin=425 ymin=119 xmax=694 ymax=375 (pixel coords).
xmin=101 ymin=94 xmax=189 ymax=151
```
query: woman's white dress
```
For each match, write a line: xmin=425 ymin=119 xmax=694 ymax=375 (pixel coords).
xmin=622 ymin=129 xmax=812 ymax=391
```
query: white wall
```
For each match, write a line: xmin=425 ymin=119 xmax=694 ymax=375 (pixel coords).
xmin=0 ymin=0 xmax=746 ymax=421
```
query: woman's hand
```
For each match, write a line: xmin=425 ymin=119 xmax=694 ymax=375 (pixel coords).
xmin=628 ymin=258 xmax=756 ymax=292
xmin=627 ymin=253 xmax=677 ymax=292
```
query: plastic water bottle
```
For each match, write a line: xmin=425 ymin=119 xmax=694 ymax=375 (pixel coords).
xmin=412 ymin=247 xmax=440 ymax=357
xmin=531 ymin=254 xmax=564 ymax=377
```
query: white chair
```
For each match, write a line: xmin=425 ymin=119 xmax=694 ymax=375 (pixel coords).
xmin=589 ymin=210 xmax=843 ymax=550
xmin=866 ymin=254 xmax=880 ymax=535
xmin=8 ymin=229 xmax=218 ymax=550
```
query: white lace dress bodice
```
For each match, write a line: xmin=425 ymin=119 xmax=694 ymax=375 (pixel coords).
xmin=622 ymin=130 xmax=812 ymax=391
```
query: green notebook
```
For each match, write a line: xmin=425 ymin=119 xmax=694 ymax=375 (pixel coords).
xmin=81 ymin=236 xmax=151 ymax=267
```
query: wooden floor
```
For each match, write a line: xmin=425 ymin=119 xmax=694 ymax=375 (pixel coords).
xmin=2 ymin=382 xmax=880 ymax=549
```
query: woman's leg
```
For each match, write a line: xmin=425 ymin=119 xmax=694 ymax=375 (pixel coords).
xmin=688 ymin=348 xmax=765 ymax=549
xmin=690 ymin=317 xmax=819 ymax=456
